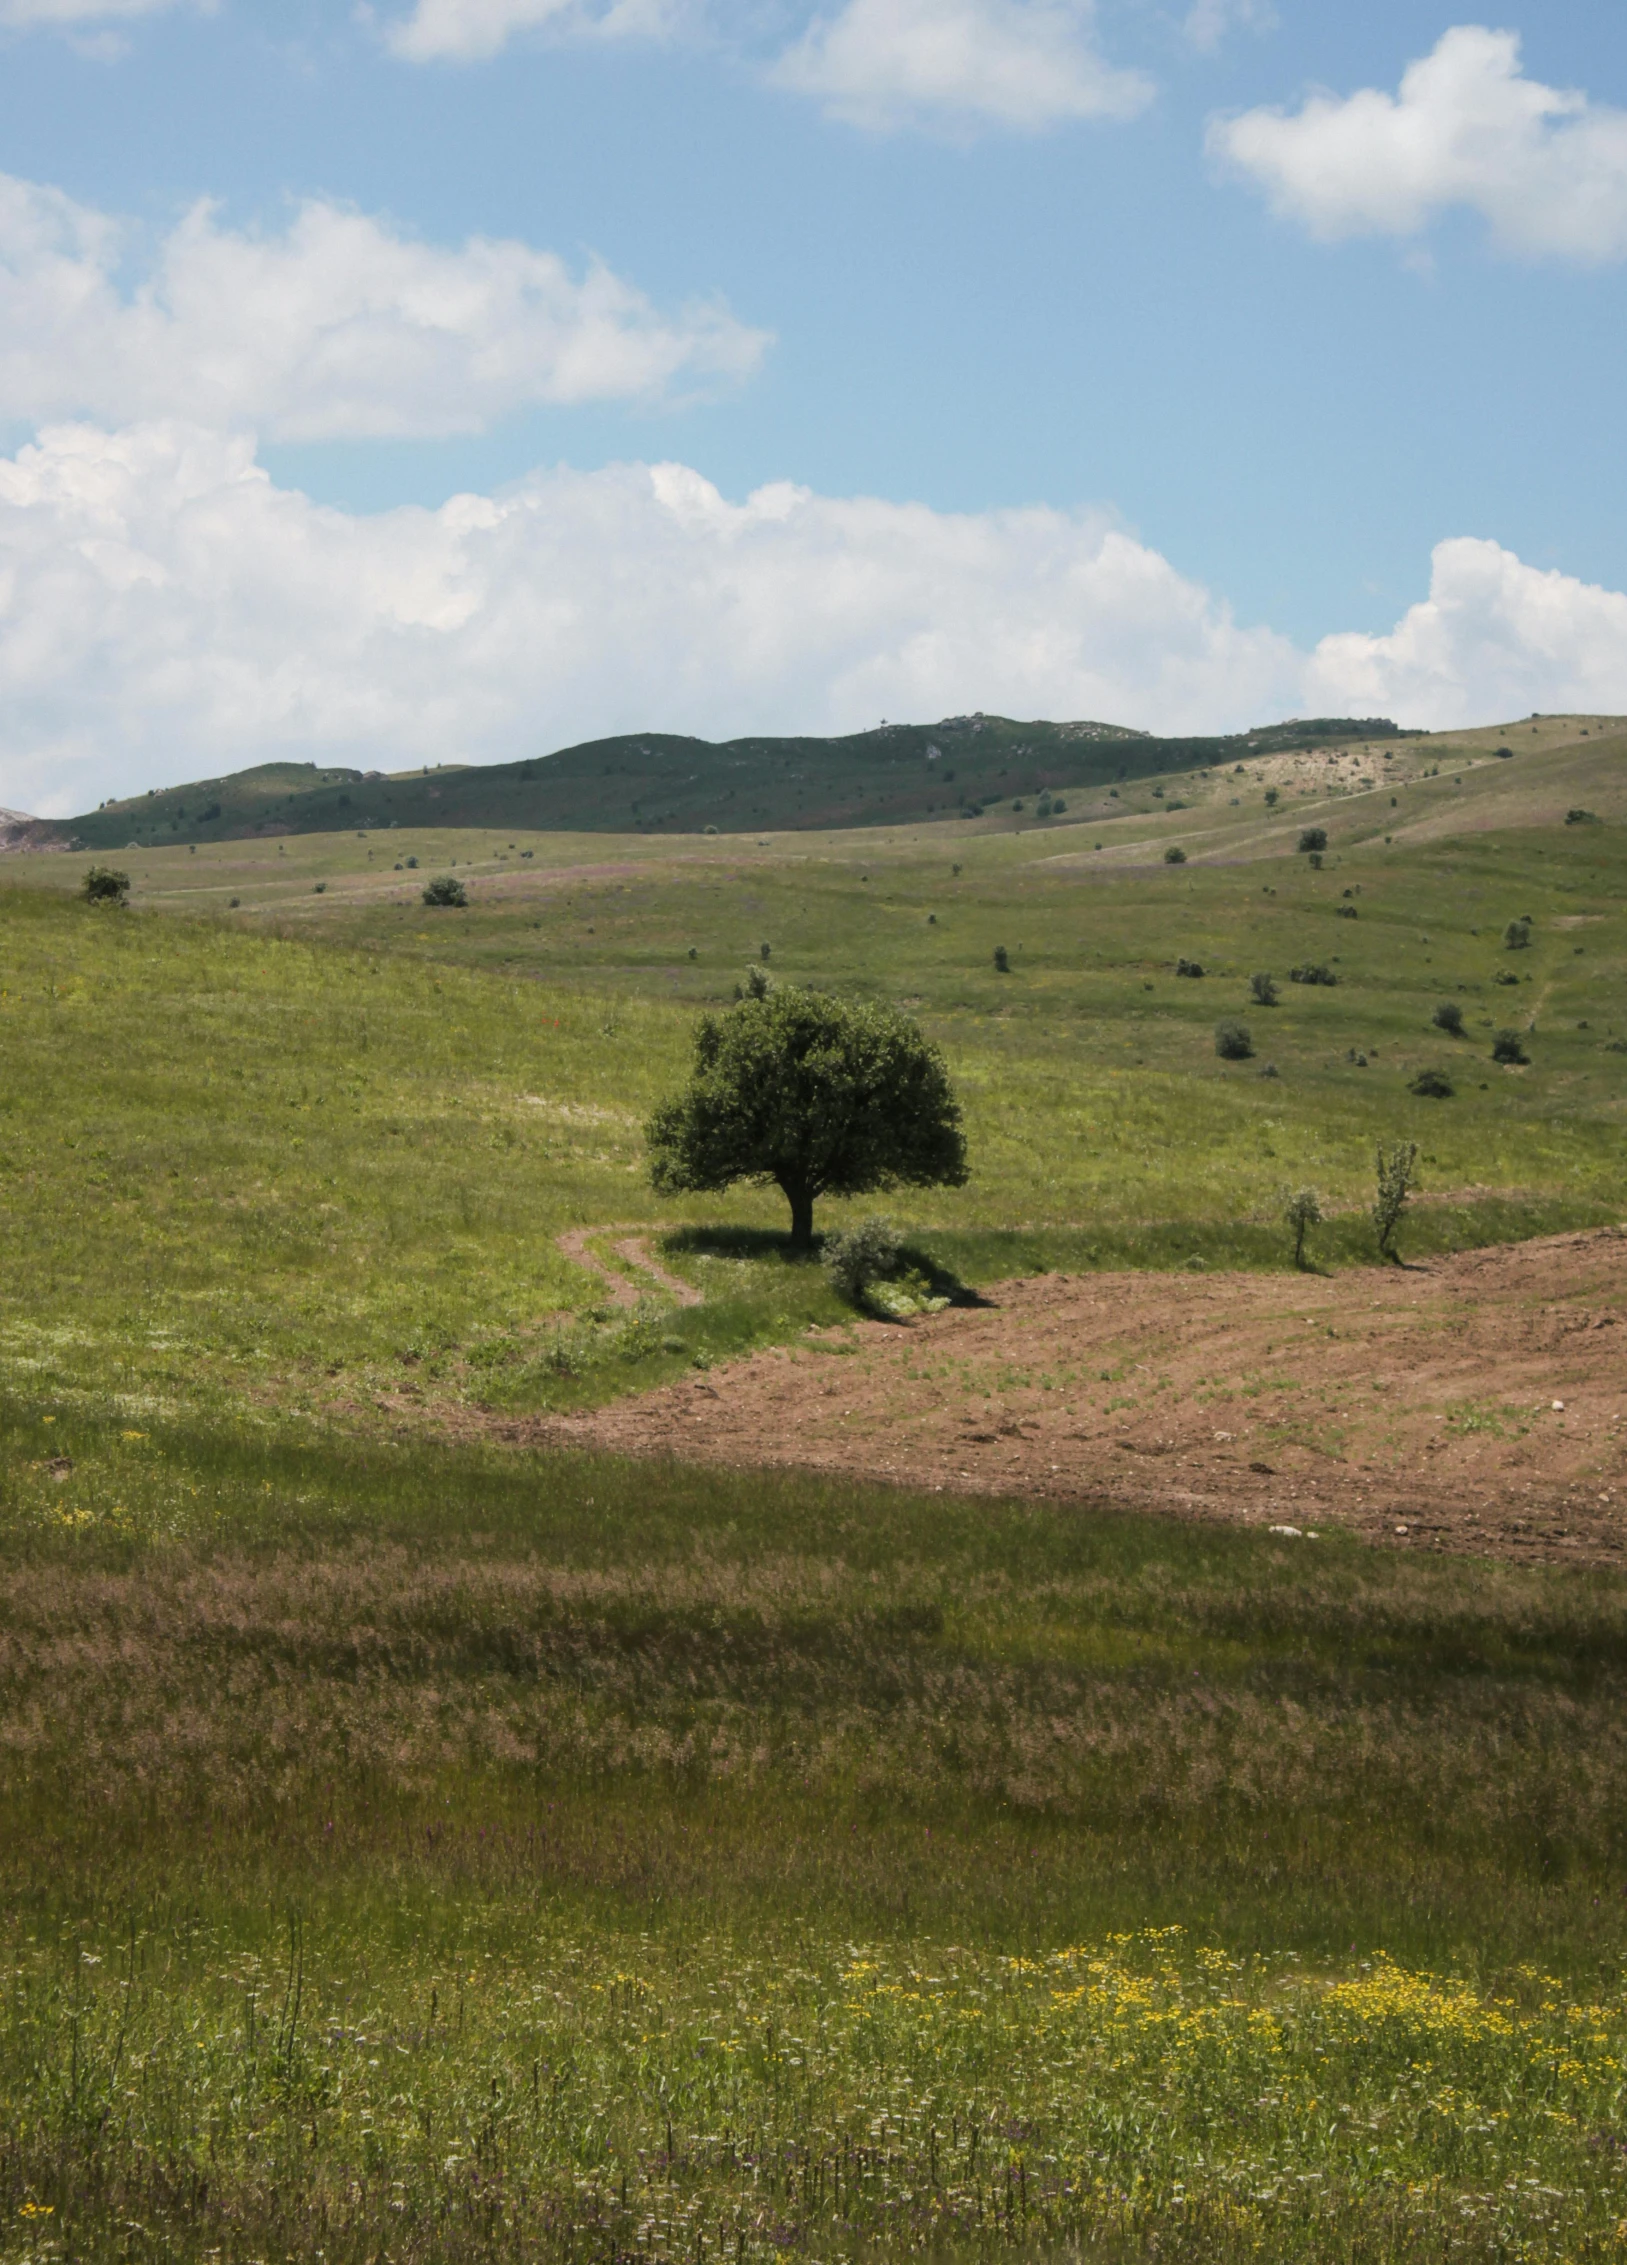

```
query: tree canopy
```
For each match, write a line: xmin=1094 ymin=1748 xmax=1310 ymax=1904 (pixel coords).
xmin=646 ymin=983 xmax=968 ymax=1247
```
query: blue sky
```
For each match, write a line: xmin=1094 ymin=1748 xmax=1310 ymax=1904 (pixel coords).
xmin=0 ymin=0 xmax=1624 ymax=808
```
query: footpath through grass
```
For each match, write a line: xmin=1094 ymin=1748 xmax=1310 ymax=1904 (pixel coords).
xmin=8 ymin=1409 xmax=1627 ymax=2262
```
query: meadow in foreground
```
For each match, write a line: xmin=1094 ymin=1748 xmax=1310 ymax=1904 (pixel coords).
xmin=8 ymin=1411 xmax=1627 ymax=2262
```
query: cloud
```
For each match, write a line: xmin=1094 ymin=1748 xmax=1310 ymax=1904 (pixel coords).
xmin=4 ymin=423 xmax=1624 ymax=817
xmin=1209 ymin=26 xmax=1627 ymax=260
xmin=382 ymin=0 xmax=678 ymax=62
xmin=1306 ymin=538 xmax=1627 ymax=728
xmin=0 ymin=0 xmax=199 ymax=22
xmin=386 ymin=0 xmax=1150 ymax=135
xmin=0 ymin=174 xmax=769 ymax=441
xmin=769 ymin=0 xmax=1151 ymax=132
xmin=1182 ymin=0 xmax=1273 ymax=60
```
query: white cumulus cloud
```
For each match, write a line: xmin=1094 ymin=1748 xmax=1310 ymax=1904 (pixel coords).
xmin=1209 ymin=25 xmax=1627 ymax=260
xmin=3 ymin=424 xmax=1625 ymax=818
xmin=0 ymin=174 xmax=768 ymax=441
xmin=385 ymin=0 xmax=1150 ymax=136
xmin=1306 ymin=538 xmax=1627 ymax=728
xmin=769 ymin=0 xmax=1151 ymax=133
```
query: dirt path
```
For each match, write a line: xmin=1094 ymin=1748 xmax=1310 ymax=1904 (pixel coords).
xmin=526 ymin=1227 xmax=1627 ymax=1567
xmin=554 ymin=1226 xmax=704 ymax=1310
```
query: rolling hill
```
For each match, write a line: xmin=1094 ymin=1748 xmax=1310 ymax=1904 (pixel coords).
xmin=20 ymin=711 xmax=1415 ymax=849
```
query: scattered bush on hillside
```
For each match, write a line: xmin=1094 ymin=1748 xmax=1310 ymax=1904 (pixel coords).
xmin=1432 ymin=1002 xmax=1465 ymax=1035
xmin=313 ymin=882 xmax=326 ymax=894
xmin=81 ymin=865 xmax=130 ymax=904
xmin=1494 ymin=745 xmax=1514 ymax=757
xmin=1175 ymin=957 xmax=1205 ymax=978
xmin=1335 ymin=903 xmax=1357 ymax=919
xmin=1410 ymin=1068 xmax=1455 ymax=1098
xmin=993 ymin=946 xmax=1010 ymax=973
xmin=1264 ymin=787 xmax=1279 ymax=806
xmin=1503 ymin=917 xmax=1532 ymax=950
xmin=1215 ymin=1020 xmax=1253 ymax=1061
xmin=1285 ymin=1186 xmax=1322 ymax=1269
xmin=422 ymin=875 xmax=468 ymax=907
xmin=1566 ymin=808 xmax=1602 ymax=826
xmin=404 ymin=855 xmax=419 ymax=869
xmin=1051 ymin=797 xmax=1066 ymax=815
xmin=1373 ymin=1139 xmax=1420 ymax=1262
xmin=1164 ymin=845 xmax=1187 ymax=864
xmin=1298 ymin=827 xmax=1328 ymax=853
xmin=1495 ymin=969 xmax=1520 ymax=986
xmin=1492 ymin=1029 xmax=1530 ymax=1065
xmin=1249 ymin=972 xmax=1278 ymax=1006
xmin=1289 ymin=964 xmax=1337 ymax=986
xmin=1307 ymin=851 xmax=1324 ymax=869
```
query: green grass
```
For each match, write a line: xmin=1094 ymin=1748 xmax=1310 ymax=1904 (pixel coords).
xmin=6 ymin=737 xmax=1627 ymax=2260
xmin=9 ymin=1409 xmax=1627 ymax=2261
xmin=4 ymin=748 xmax=1626 ymax=1426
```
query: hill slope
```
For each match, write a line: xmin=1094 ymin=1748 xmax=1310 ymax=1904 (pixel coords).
xmin=26 ymin=713 xmax=1413 ymax=848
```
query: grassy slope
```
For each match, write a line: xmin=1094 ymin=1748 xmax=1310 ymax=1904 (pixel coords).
xmin=5 ymin=730 xmax=1627 ymax=2261
xmin=42 ymin=713 xmax=1444 ymax=848
xmin=2 ymin=726 xmax=1623 ymax=1428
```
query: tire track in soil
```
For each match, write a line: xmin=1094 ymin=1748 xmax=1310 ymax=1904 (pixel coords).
xmin=555 ymin=1226 xmax=704 ymax=1309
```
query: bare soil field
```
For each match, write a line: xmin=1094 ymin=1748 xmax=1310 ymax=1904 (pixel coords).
xmin=514 ymin=1228 xmax=1627 ymax=1565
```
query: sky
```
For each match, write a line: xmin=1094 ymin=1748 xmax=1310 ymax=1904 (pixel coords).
xmin=0 ymin=0 xmax=1624 ymax=813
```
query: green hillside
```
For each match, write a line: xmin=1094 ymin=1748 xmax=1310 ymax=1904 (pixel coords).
xmin=38 ymin=712 xmax=1414 ymax=848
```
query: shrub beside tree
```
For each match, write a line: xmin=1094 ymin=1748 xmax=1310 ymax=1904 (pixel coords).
xmin=646 ymin=983 xmax=968 ymax=1248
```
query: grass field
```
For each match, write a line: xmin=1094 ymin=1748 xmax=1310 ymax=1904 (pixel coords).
xmin=4 ymin=718 xmax=1627 ymax=2261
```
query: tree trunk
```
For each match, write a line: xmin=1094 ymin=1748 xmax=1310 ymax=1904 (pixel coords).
xmin=783 ymin=1183 xmax=816 ymax=1250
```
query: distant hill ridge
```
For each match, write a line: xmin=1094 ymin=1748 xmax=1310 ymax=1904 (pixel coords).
xmin=23 ymin=713 xmax=1412 ymax=848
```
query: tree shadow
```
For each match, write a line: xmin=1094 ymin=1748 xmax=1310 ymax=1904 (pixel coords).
xmin=659 ymin=1224 xmax=988 ymax=1305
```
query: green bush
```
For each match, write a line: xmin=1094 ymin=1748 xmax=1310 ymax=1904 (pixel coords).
xmin=80 ymin=865 xmax=130 ymax=904
xmin=1410 ymin=1068 xmax=1455 ymax=1098
xmin=1492 ymin=1029 xmax=1529 ymax=1065
xmin=1432 ymin=1002 xmax=1465 ymax=1035
xmin=1565 ymin=809 xmax=1601 ymax=826
xmin=1298 ymin=827 xmax=1328 ymax=853
xmin=993 ymin=945 xmax=1010 ymax=973
xmin=1164 ymin=845 xmax=1187 ymax=865
xmin=1285 ymin=1185 xmax=1322 ymax=1268
xmin=404 ymin=854 xmax=419 ymax=869
xmin=821 ymin=1215 xmax=902 ymax=1303
xmin=422 ymin=875 xmax=468 ymax=907
xmin=1373 ymin=1138 xmax=1420 ymax=1261
xmin=1289 ymin=964 xmax=1337 ymax=987
xmin=1214 ymin=1020 xmax=1253 ymax=1061
xmin=1249 ymin=972 xmax=1278 ymax=1006
xmin=1175 ymin=956 xmax=1204 ymax=978
xmin=1503 ymin=917 xmax=1532 ymax=950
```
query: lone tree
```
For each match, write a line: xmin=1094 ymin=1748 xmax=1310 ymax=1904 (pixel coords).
xmin=646 ymin=984 xmax=968 ymax=1249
